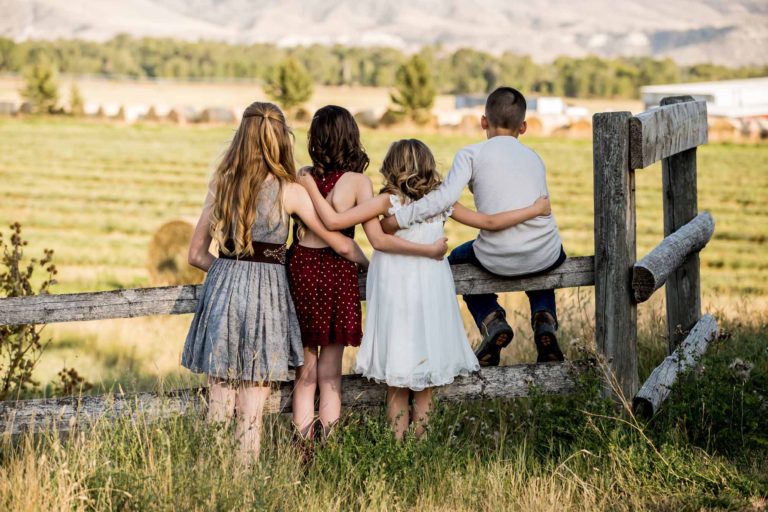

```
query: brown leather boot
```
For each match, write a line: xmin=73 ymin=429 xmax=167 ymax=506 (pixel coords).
xmin=474 ymin=310 xmax=514 ymax=367
xmin=533 ymin=311 xmax=564 ymax=363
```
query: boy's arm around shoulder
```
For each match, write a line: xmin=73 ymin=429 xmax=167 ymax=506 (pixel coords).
xmin=357 ymin=176 xmax=448 ymax=260
xmin=393 ymin=147 xmax=474 ymax=229
xmin=450 ymin=196 xmax=550 ymax=231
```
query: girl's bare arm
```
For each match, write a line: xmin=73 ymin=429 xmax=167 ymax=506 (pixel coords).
xmin=450 ymin=196 xmax=551 ymax=231
xmin=354 ymin=176 xmax=448 ymax=260
xmin=284 ymin=183 xmax=369 ymax=268
xmin=188 ymin=191 xmax=215 ymax=271
xmin=299 ymin=173 xmax=390 ymax=230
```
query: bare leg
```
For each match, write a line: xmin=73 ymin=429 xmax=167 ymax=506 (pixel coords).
xmin=412 ymin=387 xmax=433 ymax=439
xmin=317 ymin=344 xmax=344 ymax=434
xmin=207 ymin=377 xmax=236 ymax=425
xmin=386 ymin=386 xmax=410 ymax=440
xmin=235 ymin=382 xmax=271 ymax=467
xmin=292 ymin=347 xmax=318 ymax=436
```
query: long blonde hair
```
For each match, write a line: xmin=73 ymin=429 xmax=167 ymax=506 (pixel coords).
xmin=210 ymin=102 xmax=296 ymax=257
xmin=380 ymin=139 xmax=442 ymax=201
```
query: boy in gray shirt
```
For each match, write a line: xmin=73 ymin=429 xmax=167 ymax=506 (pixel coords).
xmin=384 ymin=87 xmax=566 ymax=365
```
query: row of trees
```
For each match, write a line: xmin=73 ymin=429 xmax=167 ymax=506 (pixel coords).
xmin=2 ymin=35 xmax=766 ymax=99
xmin=17 ymin=53 xmax=431 ymax=123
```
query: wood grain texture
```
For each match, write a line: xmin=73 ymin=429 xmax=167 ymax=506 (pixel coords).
xmin=632 ymin=314 xmax=717 ymax=419
xmin=629 ymin=99 xmax=708 ymax=169
xmin=660 ymin=96 xmax=703 ymax=351
xmin=0 ymin=362 xmax=585 ymax=435
xmin=632 ymin=212 xmax=714 ymax=303
xmin=593 ymin=111 xmax=638 ymax=399
xmin=0 ymin=257 xmax=594 ymax=326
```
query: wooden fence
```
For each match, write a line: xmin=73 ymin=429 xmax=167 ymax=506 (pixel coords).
xmin=0 ymin=96 xmax=717 ymax=434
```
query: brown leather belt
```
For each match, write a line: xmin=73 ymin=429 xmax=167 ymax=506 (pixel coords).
xmin=218 ymin=240 xmax=287 ymax=265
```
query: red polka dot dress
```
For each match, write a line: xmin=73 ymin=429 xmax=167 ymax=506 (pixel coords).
xmin=287 ymin=170 xmax=363 ymax=348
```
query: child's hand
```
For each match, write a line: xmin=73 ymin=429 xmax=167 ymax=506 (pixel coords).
xmin=429 ymin=237 xmax=449 ymax=260
xmin=298 ymin=171 xmax=315 ymax=190
xmin=533 ymin=195 xmax=551 ymax=216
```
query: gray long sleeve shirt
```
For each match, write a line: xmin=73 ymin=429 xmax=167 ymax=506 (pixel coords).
xmin=394 ymin=136 xmax=562 ymax=276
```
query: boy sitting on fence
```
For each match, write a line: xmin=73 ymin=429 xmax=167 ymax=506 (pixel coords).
xmin=383 ymin=87 xmax=566 ymax=366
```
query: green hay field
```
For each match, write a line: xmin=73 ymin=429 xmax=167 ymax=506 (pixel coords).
xmin=1 ymin=118 xmax=767 ymax=511
xmin=0 ymin=117 xmax=766 ymax=391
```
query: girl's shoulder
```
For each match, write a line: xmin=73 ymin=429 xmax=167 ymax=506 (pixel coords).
xmin=337 ymin=171 xmax=370 ymax=187
xmin=282 ymin=181 xmax=306 ymax=205
xmin=385 ymin=193 xmax=406 ymax=216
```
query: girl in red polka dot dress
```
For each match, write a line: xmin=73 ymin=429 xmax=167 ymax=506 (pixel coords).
xmin=287 ymin=106 xmax=447 ymax=441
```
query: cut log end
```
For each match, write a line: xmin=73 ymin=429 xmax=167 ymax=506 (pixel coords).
xmin=631 ymin=211 xmax=714 ymax=304
xmin=632 ymin=266 xmax=656 ymax=303
xmin=632 ymin=397 xmax=654 ymax=421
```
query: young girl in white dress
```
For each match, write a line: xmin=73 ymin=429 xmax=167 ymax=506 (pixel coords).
xmin=301 ymin=139 xmax=550 ymax=439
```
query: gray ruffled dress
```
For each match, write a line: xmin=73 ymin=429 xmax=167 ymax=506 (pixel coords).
xmin=181 ymin=179 xmax=303 ymax=382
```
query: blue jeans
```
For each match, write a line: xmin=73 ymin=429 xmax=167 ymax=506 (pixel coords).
xmin=448 ymin=240 xmax=566 ymax=330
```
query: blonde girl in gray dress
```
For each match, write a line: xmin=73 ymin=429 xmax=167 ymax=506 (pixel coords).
xmin=182 ymin=102 xmax=368 ymax=465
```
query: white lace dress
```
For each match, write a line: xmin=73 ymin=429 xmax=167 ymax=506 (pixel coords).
xmin=355 ymin=195 xmax=480 ymax=391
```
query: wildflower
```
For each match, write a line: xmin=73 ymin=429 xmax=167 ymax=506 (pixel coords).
xmin=728 ymin=358 xmax=754 ymax=382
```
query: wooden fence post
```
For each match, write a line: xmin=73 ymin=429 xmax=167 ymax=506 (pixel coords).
xmin=660 ymin=95 xmax=702 ymax=351
xmin=593 ymin=111 xmax=638 ymax=398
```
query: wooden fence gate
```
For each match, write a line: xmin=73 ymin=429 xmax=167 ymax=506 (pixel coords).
xmin=0 ymin=97 xmax=718 ymax=435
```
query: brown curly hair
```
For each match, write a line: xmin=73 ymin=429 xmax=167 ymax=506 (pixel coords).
xmin=380 ymin=139 xmax=442 ymax=201
xmin=307 ymin=105 xmax=369 ymax=177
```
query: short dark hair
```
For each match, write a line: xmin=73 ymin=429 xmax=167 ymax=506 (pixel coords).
xmin=485 ymin=87 xmax=527 ymax=131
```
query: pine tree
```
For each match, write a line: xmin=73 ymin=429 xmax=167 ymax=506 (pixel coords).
xmin=20 ymin=57 xmax=59 ymax=114
xmin=264 ymin=57 xmax=314 ymax=113
xmin=69 ymin=84 xmax=85 ymax=117
xmin=391 ymin=55 xmax=436 ymax=124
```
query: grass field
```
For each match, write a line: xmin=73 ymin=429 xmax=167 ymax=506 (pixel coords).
xmin=0 ymin=116 xmax=766 ymax=392
xmin=0 ymin=117 xmax=766 ymax=510
xmin=1 ymin=317 xmax=766 ymax=510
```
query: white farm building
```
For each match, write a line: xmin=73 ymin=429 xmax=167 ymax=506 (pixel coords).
xmin=641 ymin=77 xmax=768 ymax=119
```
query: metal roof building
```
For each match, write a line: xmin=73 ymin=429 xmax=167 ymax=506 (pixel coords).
xmin=641 ymin=77 xmax=768 ymax=118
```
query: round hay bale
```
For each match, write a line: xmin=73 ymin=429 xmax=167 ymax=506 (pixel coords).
xmin=708 ymin=117 xmax=741 ymax=143
xmin=147 ymin=219 xmax=205 ymax=286
xmin=525 ymin=115 xmax=544 ymax=135
xmin=459 ymin=113 xmax=481 ymax=132
xmin=566 ymin=119 xmax=592 ymax=138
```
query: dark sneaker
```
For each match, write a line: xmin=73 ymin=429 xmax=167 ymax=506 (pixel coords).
xmin=474 ymin=311 xmax=514 ymax=367
xmin=533 ymin=312 xmax=564 ymax=363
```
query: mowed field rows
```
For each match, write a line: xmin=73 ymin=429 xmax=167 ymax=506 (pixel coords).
xmin=0 ymin=118 xmax=766 ymax=391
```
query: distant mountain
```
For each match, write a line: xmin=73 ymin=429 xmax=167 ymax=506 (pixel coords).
xmin=2 ymin=0 xmax=767 ymax=66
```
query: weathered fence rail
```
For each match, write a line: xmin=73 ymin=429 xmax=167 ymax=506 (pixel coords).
xmin=0 ymin=95 xmax=718 ymax=432
xmin=0 ymin=257 xmax=595 ymax=326
xmin=629 ymin=99 xmax=708 ymax=170
xmin=632 ymin=314 xmax=718 ymax=419
xmin=632 ymin=211 xmax=714 ymax=303
xmin=594 ymin=95 xmax=716 ymax=410
xmin=0 ymin=362 xmax=584 ymax=435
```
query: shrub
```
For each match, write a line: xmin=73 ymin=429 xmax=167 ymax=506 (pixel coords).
xmin=391 ymin=55 xmax=436 ymax=124
xmin=69 ymin=84 xmax=85 ymax=117
xmin=0 ymin=223 xmax=57 ymax=400
xmin=19 ymin=56 xmax=59 ymax=114
xmin=656 ymin=324 xmax=768 ymax=455
xmin=264 ymin=57 xmax=314 ymax=113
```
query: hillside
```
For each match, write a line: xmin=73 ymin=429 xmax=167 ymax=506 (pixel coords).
xmin=1 ymin=0 xmax=767 ymax=66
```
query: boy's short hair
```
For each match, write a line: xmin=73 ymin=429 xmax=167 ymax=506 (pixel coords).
xmin=485 ymin=87 xmax=527 ymax=131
